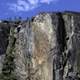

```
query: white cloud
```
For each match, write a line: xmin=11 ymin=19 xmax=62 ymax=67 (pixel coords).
xmin=27 ymin=0 xmax=38 ymax=5
xmin=8 ymin=0 xmax=59 ymax=12
xmin=40 ymin=0 xmax=58 ymax=4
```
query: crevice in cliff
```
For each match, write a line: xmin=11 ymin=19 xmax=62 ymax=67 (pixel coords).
xmin=57 ymin=13 xmax=67 ymax=53
xmin=57 ymin=13 xmax=67 ymax=80
xmin=52 ymin=13 xmax=67 ymax=80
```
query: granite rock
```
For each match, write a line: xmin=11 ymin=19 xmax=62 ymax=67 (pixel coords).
xmin=0 ymin=12 xmax=80 ymax=80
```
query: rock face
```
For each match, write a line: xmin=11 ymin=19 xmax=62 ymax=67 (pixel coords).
xmin=0 ymin=12 xmax=80 ymax=80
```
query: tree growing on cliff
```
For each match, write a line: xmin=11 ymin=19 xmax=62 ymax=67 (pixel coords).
xmin=0 ymin=27 xmax=17 ymax=80
xmin=0 ymin=52 xmax=17 ymax=80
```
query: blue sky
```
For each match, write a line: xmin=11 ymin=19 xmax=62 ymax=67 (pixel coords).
xmin=0 ymin=0 xmax=80 ymax=19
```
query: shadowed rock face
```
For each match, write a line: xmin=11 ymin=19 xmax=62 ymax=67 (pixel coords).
xmin=0 ymin=23 xmax=10 ymax=55
xmin=0 ymin=12 xmax=80 ymax=80
xmin=0 ymin=23 xmax=10 ymax=73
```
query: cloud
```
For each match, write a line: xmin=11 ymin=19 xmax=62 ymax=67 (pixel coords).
xmin=8 ymin=0 xmax=59 ymax=12
xmin=27 ymin=0 xmax=38 ymax=5
xmin=8 ymin=0 xmax=33 ymax=12
xmin=40 ymin=0 xmax=57 ymax=4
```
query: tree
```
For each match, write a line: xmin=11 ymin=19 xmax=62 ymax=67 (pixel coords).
xmin=0 ymin=27 xmax=17 ymax=80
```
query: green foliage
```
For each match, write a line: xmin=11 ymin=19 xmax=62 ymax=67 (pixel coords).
xmin=0 ymin=72 xmax=17 ymax=80
xmin=0 ymin=27 xmax=17 ymax=80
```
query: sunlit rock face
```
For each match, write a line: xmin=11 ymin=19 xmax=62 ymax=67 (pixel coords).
xmin=13 ymin=13 xmax=56 ymax=80
xmin=0 ymin=12 xmax=80 ymax=80
xmin=31 ymin=13 xmax=55 ymax=80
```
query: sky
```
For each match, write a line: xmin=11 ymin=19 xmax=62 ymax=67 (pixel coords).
xmin=0 ymin=0 xmax=80 ymax=20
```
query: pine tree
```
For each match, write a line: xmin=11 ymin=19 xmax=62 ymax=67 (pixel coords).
xmin=0 ymin=27 xmax=17 ymax=80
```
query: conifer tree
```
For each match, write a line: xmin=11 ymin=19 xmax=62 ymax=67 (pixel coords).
xmin=0 ymin=27 xmax=17 ymax=80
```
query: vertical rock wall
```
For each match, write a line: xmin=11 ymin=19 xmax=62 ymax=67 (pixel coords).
xmin=0 ymin=12 xmax=80 ymax=80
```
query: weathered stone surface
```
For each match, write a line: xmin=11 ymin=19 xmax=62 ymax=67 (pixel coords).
xmin=63 ymin=13 xmax=80 ymax=80
xmin=0 ymin=12 xmax=80 ymax=80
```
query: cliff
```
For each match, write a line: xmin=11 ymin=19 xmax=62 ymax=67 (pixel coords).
xmin=0 ymin=12 xmax=80 ymax=80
